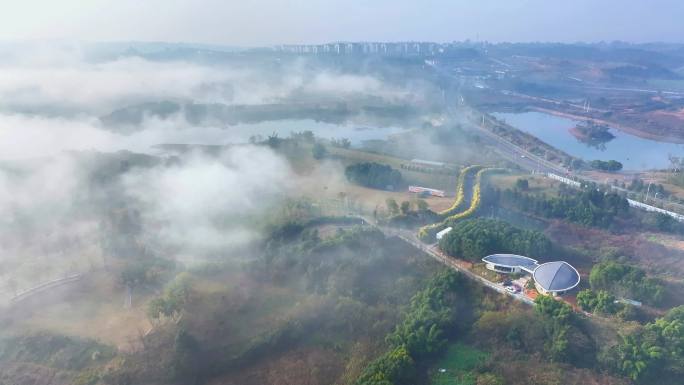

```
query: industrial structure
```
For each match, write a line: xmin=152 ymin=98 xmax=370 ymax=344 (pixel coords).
xmin=482 ymin=254 xmax=580 ymax=296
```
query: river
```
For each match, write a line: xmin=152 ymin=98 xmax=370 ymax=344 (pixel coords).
xmin=492 ymin=111 xmax=684 ymax=171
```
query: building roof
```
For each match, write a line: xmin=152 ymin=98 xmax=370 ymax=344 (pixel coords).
xmin=532 ymin=261 xmax=580 ymax=292
xmin=436 ymin=227 xmax=453 ymax=236
xmin=482 ymin=254 xmax=539 ymax=272
xmin=410 ymin=158 xmax=445 ymax=167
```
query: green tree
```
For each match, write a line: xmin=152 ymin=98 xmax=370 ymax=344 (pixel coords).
xmin=386 ymin=198 xmax=399 ymax=215
xmin=267 ymin=132 xmax=281 ymax=148
xmin=576 ymin=289 xmax=597 ymax=312
xmin=146 ymin=273 xmax=193 ymax=320
xmin=614 ymin=333 xmax=663 ymax=380
xmin=355 ymin=346 xmax=414 ymax=385
xmin=345 ymin=162 xmax=402 ymax=190
xmin=312 ymin=142 xmax=327 ymax=159
xmin=655 ymin=213 xmax=676 ymax=231
xmin=590 ymin=159 xmax=623 ymax=172
xmin=577 ymin=289 xmax=617 ymax=314
xmin=534 ymin=295 xmax=573 ymax=361
xmin=515 ymin=178 xmax=529 ymax=190
xmin=476 ymin=373 xmax=504 ymax=385
xmin=439 ymin=218 xmax=551 ymax=262
xmin=589 ymin=261 xmax=663 ymax=305
xmin=608 ymin=305 xmax=684 ymax=380
xmin=172 ymin=328 xmax=201 ymax=381
xmin=400 ymin=201 xmax=411 ymax=215
xmin=416 ymin=199 xmax=429 ymax=211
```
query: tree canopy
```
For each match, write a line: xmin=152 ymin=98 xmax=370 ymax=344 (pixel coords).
xmin=356 ymin=270 xmax=466 ymax=385
xmin=576 ymin=289 xmax=618 ymax=314
xmin=439 ymin=218 xmax=551 ymax=262
xmin=345 ymin=162 xmax=403 ymax=190
xmin=486 ymin=186 xmax=630 ymax=228
xmin=609 ymin=305 xmax=684 ymax=381
xmin=590 ymin=159 xmax=623 ymax=172
xmin=589 ymin=261 xmax=664 ymax=305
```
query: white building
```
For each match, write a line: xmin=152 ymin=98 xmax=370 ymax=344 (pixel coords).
xmin=482 ymin=254 xmax=580 ymax=296
xmin=436 ymin=227 xmax=453 ymax=240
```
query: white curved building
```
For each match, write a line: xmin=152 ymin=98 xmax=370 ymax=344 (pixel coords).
xmin=482 ymin=254 xmax=580 ymax=296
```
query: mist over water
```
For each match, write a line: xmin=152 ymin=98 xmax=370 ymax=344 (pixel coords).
xmin=0 ymin=44 xmax=428 ymax=301
xmin=0 ymin=45 xmax=418 ymax=161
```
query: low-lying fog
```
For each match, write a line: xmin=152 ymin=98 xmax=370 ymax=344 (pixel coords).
xmin=0 ymin=43 xmax=430 ymax=298
xmin=0 ymin=43 xmax=424 ymax=159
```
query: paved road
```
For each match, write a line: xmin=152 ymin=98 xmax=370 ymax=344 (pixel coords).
xmin=445 ymin=97 xmax=684 ymax=216
xmin=389 ymin=228 xmax=534 ymax=305
xmin=431 ymin=63 xmax=568 ymax=176
xmin=454 ymin=105 xmax=569 ymax=175
xmin=353 ymin=215 xmax=534 ymax=305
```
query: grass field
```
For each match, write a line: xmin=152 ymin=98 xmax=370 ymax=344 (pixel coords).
xmin=430 ymin=343 xmax=489 ymax=385
xmin=471 ymin=263 xmax=503 ymax=283
xmin=488 ymin=173 xmax=562 ymax=196
xmin=328 ymin=146 xmax=461 ymax=191
xmin=291 ymin=151 xmax=457 ymax=216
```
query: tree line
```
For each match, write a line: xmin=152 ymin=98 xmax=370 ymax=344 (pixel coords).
xmin=399 ymin=163 xmax=458 ymax=175
xmin=590 ymin=159 xmax=623 ymax=172
xmin=355 ymin=270 xmax=466 ymax=385
xmin=345 ymin=162 xmax=403 ymax=190
xmin=484 ymin=185 xmax=630 ymax=228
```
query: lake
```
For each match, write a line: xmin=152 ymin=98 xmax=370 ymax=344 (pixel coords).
xmin=121 ymin=119 xmax=406 ymax=155
xmin=2 ymin=116 xmax=408 ymax=161
xmin=492 ymin=111 xmax=684 ymax=171
xmin=220 ymin=119 xmax=405 ymax=146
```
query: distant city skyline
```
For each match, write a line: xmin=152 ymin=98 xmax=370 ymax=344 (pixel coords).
xmin=1 ymin=0 xmax=683 ymax=46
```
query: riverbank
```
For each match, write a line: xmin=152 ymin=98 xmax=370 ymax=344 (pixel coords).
xmin=531 ymin=106 xmax=684 ymax=145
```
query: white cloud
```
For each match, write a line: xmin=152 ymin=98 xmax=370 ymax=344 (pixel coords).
xmin=0 ymin=46 xmax=409 ymax=117
xmin=122 ymin=146 xmax=294 ymax=252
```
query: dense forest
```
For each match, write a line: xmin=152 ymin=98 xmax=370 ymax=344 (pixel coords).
xmin=484 ymin=184 xmax=630 ymax=228
xmin=345 ymin=162 xmax=403 ymax=190
xmin=355 ymin=270 xmax=472 ymax=385
xmin=3 ymin=206 xmax=673 ymax=385
xmin=589 ymin=261 xmax=664 ymax=305
xmin=606 ymin=305 xmax=684 ymax=381
xmin=99 ymin=217 xmax=446 ymax=385
xmin=439 ymin=218 xmax=551 ymax=262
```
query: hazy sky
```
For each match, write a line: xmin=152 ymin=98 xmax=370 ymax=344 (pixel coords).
xmin=0 ymin=0 xmax=682 ymax=45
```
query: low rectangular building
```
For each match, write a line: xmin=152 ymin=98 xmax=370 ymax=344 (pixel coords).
xmin=436 ymin=227 xmax=453 ymax=240
xmin=408 ymin=185 xmax=446 ymax=197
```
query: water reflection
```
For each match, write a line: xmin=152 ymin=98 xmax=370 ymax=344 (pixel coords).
xmin=493 ymin=111 xmax=684 ymax=170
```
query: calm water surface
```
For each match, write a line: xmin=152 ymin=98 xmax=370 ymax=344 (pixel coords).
xmin=493 ymin=111 xmax=684 ymax=171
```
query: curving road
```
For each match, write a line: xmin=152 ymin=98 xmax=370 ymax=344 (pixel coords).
xmin=354 ymin=214 xmax=534 ymax=306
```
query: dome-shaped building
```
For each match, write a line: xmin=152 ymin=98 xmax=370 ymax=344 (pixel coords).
xmin=532 ymin=261 xmax=580 ymax=295
xmin=482 ymin=255 xmax=580 ymax=296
